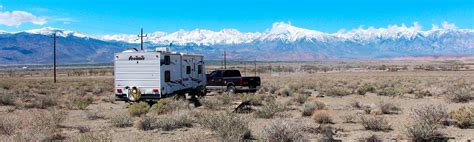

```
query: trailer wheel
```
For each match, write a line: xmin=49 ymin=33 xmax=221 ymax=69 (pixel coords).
xmin=227 ymin=85 xmax=236 ymax=94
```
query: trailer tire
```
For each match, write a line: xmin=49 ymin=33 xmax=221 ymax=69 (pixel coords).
xmin=227 ymin=85 xmax=236 ymax=94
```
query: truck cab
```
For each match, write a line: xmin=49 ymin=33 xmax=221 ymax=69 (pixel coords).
xmin=206 ymin=69 xmax=260 ymax=93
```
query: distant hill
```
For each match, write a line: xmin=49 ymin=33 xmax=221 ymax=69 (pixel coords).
xmin=1 ymin=23 xmax=474 ymax=64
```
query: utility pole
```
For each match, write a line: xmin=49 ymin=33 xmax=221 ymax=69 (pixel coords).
xmin=138 ymin=28 xmax=147 ymax=50
xmin=51 ymin=33 xmax=58 ymax=83
xmin=254 ymin=58 xmax=257 ymax=76
xmin=224 ymin=51 xmax=226 ymax=69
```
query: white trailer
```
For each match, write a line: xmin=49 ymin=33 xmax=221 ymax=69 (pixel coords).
xmin=114 ymin=48 xmax=206 ymax=102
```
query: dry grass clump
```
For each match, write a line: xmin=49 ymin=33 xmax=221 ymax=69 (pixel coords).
xmin=341 ymin=114 xmax=358 ymax=123
xmin=155 ymin=111 xmax=193 ymax=131
xmin=255 ymin=101 xmax=284 ymax=118
xmin=377 ymin=87 xmax=402 ymax=96
xmin=0 ymin=116 xmax=20 ymax=135
xmin=302 ymin=101 xmax=325 ymax=116
xmin=27 ymin=95 xmax=57 ymax=109
xmin=196 ymin=111 xmax=251 ymax=141
xmin=0 ymin=94 xmax=15 ymax=106
xmin=277 ymin=85 xmax=293 ymax=96
xmin=20 ymin=109 xmax=67 ymax=141
xmin=359 ymin=115 xmax=391 ymax=131
xmin=410 ymin=104 xmax=448 ymax=124
xmin=68 ymin=95 xmax=94 ymax=110
xmin=135 ymin=115 xmax=156 ymax=131
xmin=313 ymin=111 xmax=333 ymax=124
xmin=292 ymin=94 xmax=309 ymax=104
xmin=110 ymin=114 xmax=133 ymax=128
xmin=406 ymin=104 xmax=448 ymax=141
xmin=200 ymin=97 xmax=223 ymax=110
xmin=446 ymin=83 xmax=473 ymax=103
xmin=128 ymin=102 xmax=150 ymax=117
xmin=449 ymin=106 xmax=473 ymax=128
xmin=357 ymin=83 xmax=375 ymax=95
xmin=325 ymin=86 xmax=352 ymax=96
xmin=72 ymin=133 xmax=111 ymax=142
xmin=149 ymin=99 xmax=189 ymax=115
xmin=241 ymin=94 xmax=266 ymax=106
xmin=261 ymin=119 xmax=305 ymax=142
xmin=379 ymin=102 xmax=401 ymax=114
xmin=358 ymin=135 xmax=383 ymax=142
xmin=85 ymin=110 xmax=105 ymax=120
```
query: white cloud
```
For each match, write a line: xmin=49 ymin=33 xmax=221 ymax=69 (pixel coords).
xmin=0 ymin=10 xmax=47 ymax=26
xmin=441 ymin=21 xmax=457 ymax=29
xmin=0 ymin=5 xmax=3 ymax=9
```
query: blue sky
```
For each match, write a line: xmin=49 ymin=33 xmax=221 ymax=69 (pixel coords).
xmin=0 ymin=0 xmax=473 ymax=35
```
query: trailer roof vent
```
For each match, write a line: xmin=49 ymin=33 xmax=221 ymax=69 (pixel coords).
xmin=155 ymin=47 xmax=171 ymax=52
xmin=123 ymin=48 xmax=138 ymax=53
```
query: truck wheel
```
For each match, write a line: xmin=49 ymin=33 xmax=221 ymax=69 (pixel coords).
xmin=227 ymin=85 xmax=236 ymax=94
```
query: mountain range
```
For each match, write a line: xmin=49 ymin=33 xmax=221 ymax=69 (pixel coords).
xmin=1 ymin=22 xmax=474 ymax=64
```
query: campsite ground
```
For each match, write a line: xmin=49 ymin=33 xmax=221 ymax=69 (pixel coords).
xmin=0 ymin=60 xmax=473 ymax=141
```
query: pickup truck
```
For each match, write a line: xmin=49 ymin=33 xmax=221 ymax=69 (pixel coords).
xmin=206 ymin=69 xmax=261 ymax=93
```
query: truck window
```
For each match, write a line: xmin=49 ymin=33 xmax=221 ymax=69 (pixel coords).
xmin=186 ymin=66 xmax=191 ymax=74
xmin=165 ymin=71 xmax=171 ymax=82
xmin=223 ymin=70 xmax=241 ymax=77
xmin=198 ymin=65 xmax=202 ymax=74
xmin=164 ymin=55 xmax=170 ymax=65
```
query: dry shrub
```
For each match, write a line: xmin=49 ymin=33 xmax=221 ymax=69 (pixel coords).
xmin=241 ymin=93 xmax=265 ymax=106
xmin=406 ymin=120 xmax=444 ymax=141
xmin=110 ymin=114 xmax=133 ymax=128
xmin=27 ymin=95 xmax=57 ymax=109
xmin=350 ymin=100 xmax=363 ymax=109
xmin=149 ymin=99 xmax=188 ymax=115
xmin=0 ymin=116 xmax=20 ymax=135
xmin=128 ymin=102 xmax=150 ymax=117
xmin=261 ymin=119 xmax=305 ymax=142
xmin=72 ymin=132 xmax=111 ymax=141
xmin=135 ymin=116 xmax=156 ymax=131
xmin=278 ymin=85 xmax=293 ymax=96
xmin=406 ymin=104 xmax=448 ymax=141
xmin=313 ymin=111 xmax=333 ymax=124
xmin=359 ymin=115 xmax=391 ymax=131
xmin=377 ymin=87 xmax=402 ymax=96
xmin=357 ymin=83 xmax=375 ymax=95
xmin=379 ymin=102 xmax=401 ymax=114
xmin=85 ymin=110 xmax=105 ymax=120
xmin=216 ymin=93 xmax=233 ymax=105
xmin=67 ymin=95 xmax=94 ymax=110
xmin=341 ymin=114 xmax=358 ymax=123
xmin=200 ymin=97 xmax=223 ymax=110
xmin=302 ymin=101 xmax=325 ymax=116
xmin=155 ymin=111 xmax=193 ymax=131
xmin=446 ymin=83 xmax=473 ymax=103
xmin=0 ymin=94 xmax=15 ymax=106
xmin=449 ymin=106 xmax=474 ymax=128
xmin=255 ymin=101 xmax=284 ymax=118
xmin=325 ymin=86 xmax=352 ymax=96
xmin=292 ymin=94 xmax=309 ymax=104
xmin=358 ymin=135 xmax=383 ymax=142
xmin=196 ymin=111 xmax=250 ymax=141
xmin=21 ymin=109 xmax=67 ymax=140
xmin=414 ymin=90 xmax=431 ymax=99
xmin=410 ymin=104 xmax=448 ymax=124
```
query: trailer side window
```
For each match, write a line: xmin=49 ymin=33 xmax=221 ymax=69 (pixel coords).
xmin=186 ymin=66 xmax=191 ymax=74
xmin=165 ymin=71 xmax=171 ymax=82
xmin=164 ymin=55 xmax=170 ymax=65
xmin=198 ymin=65 xmax=202 ymax=74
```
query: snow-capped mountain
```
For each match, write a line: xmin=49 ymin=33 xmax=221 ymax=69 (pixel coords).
xmin=24 ymin=27 xmax=96 ymax=39
xmin=1 ymin=22 xmax=474 ymax=64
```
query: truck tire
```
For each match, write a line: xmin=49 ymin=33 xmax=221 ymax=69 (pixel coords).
xmin=227 ymin=85 xmax=236 ymax=94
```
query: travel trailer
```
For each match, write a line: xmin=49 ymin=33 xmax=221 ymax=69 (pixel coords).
xmin=114 ymin=47 xmax=206 ymax=102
